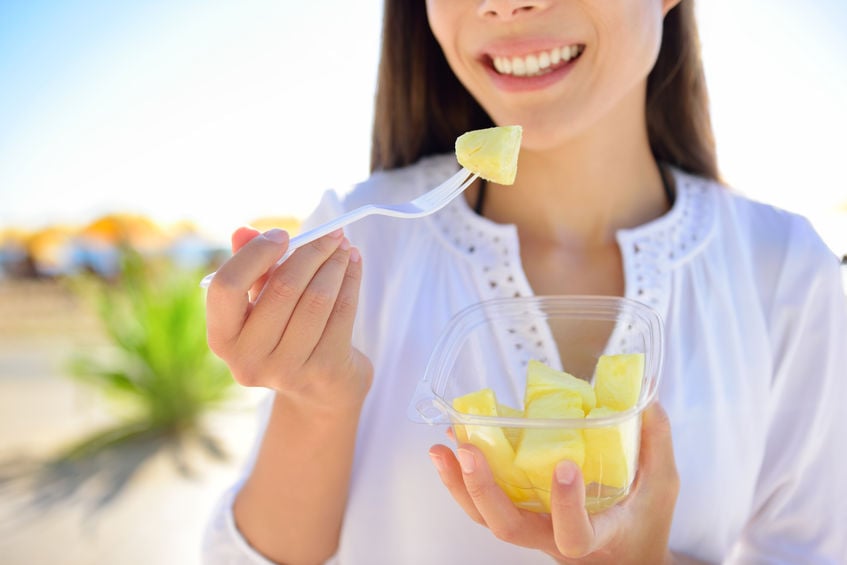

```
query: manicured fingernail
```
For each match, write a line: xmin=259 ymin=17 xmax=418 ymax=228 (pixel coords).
xmin=456 ymin=448 xmax=476 ymax=474
xmin=339 ymin=237 xmax=351 ymax=251
xmin=263 ymin=229 xmax=288 ymax=244
xmin=429 ymin=452 xmax=446 ymax=473
xmin=330 ymin=228 xmax=344 ymax=238
xmin=350 ymin=247 xmax=361 ymax=263
xmin=555 ymin=461 xmax=577 ymax=486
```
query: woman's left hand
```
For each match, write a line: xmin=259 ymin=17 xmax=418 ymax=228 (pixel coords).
xmin=428 ymin=402 xmax=679 ymax=564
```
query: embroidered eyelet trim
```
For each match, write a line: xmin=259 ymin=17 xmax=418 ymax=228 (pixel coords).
xmin=616 ymin=169 xmax=717 ymax=350
xmin=426 ymin=160 xmax=717 ymax=372
xmin=621 ymin=171 xmax=715 ymax=304
xmin=428 ymin=175 xmax=557 ymax=372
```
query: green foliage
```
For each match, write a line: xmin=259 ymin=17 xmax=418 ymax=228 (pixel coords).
xmin=68 ymin=247 xmax=234 ymax=437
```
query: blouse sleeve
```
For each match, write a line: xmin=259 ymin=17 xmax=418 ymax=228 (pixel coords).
xmin=725 ymin=218 xmax=847 ymax=563
xmin=200 ymin=190 xmax=347 ymax=564
xmin=200 ymin=395 xmax=276 ymax=565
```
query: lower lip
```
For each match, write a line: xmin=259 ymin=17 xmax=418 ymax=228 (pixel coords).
xmin=485 ymin=56 xmax=580 ymax=93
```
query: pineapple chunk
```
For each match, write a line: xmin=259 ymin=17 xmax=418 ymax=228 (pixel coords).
xmin=525 ymin=359 xmax=596 ymax=412
xmin=452 ymin=389 xmax=535 ymax=503
xmin=452 ymin=387 xmax=499 ymax=417
xmin=582 ymin=407 xmax=631 ymax=489
xmin=514 ymin=401 xmax=585 ymax=511
xmin=497 ymin=402 xmax=523 ymax=418
xmin=594 ymin=353 xmax=645 ymax=411
xmin=497 ymin=402 xmax=524 ymax=449
xmin=455 ymin=125 xmax=522 ymax=185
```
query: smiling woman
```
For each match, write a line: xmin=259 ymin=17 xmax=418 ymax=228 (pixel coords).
xmin=0 ymin=1 xmax=844 ymax=562
xmin=201 ymin=1 xmax=846 ymax=564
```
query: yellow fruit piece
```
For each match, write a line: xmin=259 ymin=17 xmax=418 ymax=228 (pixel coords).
xmin=452 ymin=387 xmax=498 ymax=417
xmin=455 ymin=125 xmax=522 ymax=185
xmin=525 ymin=359 xmax=596 ymax=412
xmin=452 ymin=389 xmax=536 ymax=504
xmin=582 ymin=407 xmax=633 ymax=489
xmin=594 ymin=353 xmax=645 ymax=411
xmin=514 ymin=402 xmax=585 ymax=511
xmin=497 ymin=402 xmax=524 ymax=449
xmin=497 ymin=403 xmax=523 ymax=418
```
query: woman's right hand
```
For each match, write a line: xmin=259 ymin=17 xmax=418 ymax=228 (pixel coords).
xmin=205 ymin=226 xmax=373 ymax=410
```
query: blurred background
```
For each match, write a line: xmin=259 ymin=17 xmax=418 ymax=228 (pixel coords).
xmin=0 ymin=1 xmax=845 ymax=564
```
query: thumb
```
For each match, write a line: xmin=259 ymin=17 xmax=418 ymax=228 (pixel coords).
xmin=633 ymin=401 xmax=679 ymax=506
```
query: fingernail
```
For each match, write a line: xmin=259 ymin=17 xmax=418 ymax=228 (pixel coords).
xmin=330 ymin=228 xmax=344 ymax=238
xmin=555 ymin=461 xmax=577 ymax=486
xmin=339 ymin=238 xmax=351 ymax=251
xmin=263 ymin=229 xmax=288 ymax=244
xmin=429 ymin=452 xmax=446 ymax=473
xmin=456 ymin=448 xmax=476 ymax=474
xmin=350 ymin=247 xmax=361 ymax=263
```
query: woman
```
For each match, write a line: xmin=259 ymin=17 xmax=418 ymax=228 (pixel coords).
xmin=203 ymin=1 xmax=847 ymax=563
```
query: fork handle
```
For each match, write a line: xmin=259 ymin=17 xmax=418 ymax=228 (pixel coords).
xmin=199 ymin=204 xmax=374 ymax=288
xmin=276 ymin=205 xmax=373 ymax=263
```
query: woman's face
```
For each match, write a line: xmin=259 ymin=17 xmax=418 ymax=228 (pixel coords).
xmin=425 ymin=0 xmax=679 ymax=150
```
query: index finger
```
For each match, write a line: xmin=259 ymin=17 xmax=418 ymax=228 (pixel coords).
xmin=206 ymin=229 xmax=289 ymax=353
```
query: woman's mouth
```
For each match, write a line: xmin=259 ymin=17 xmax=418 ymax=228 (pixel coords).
xmin=490 ymin=44 xmax=585 ymax=78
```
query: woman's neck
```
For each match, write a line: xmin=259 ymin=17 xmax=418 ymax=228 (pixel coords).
xmin=472 ymin=87 xmax=669 ymax=251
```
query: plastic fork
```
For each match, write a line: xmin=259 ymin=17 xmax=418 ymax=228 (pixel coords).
xmin=199 ymin=167 xmax=478 ymax=288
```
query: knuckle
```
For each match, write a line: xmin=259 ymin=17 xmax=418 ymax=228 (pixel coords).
xmin=308 ymin=235 xmax=340 ymax=256
xmin=469 ymin=514 xmax=487 ymax=527
xmin=328 ymin=249 xmax=350 ymax=268
xmin=332 ymin=291 xmax=357 ymax=318
xmin=206 ymin=271 xmax=240 ymax=301
xmin=649 ymin=402 xmax=673 ymax=436
xmin=229 ymin=355 xmax=265 ymax=388
xmin=664 ymin=466 xmax=680 ymax=498
xmin=464 ymin=480 xmax=496 ymax=502
xmin=206 ymin=333 xmax=228 ymax=358
xmin=263 ymin=274 xmax=301 ymax=304
xmin=230 ymin=366 xmax=258 ymax=388
xmin=302 ymin=287 xmax=335 ymax=314
xmin=488 ymin=520 xmax=521 ymax=544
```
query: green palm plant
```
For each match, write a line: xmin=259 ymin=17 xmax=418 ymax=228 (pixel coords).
xmin=0 ymin=246 xmax=238 ymax=517
xmin=66 ymin=245 xmax=234 ymax=455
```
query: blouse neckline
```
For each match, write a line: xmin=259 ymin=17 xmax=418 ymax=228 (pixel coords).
xmin=423 ymin=154 xmax=718 ymax=316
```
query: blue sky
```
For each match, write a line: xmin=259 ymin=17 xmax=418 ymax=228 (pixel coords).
xmin=0 ymin=0 xmax=845 ymax=253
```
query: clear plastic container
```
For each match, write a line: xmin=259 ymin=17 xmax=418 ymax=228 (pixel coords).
xmin=409 ymin=296 xmax=664 ymax=513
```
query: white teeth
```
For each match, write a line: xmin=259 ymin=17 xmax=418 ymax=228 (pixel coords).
xmin=493 ymin=45 xmax=582 ymax=77
xmin=550 ymin=48 xmax=561 ymax=65
xmin=525 ymin=54 xmax=539 ymax=75
xmin=512 ymin=57 xmax=526 ymax=76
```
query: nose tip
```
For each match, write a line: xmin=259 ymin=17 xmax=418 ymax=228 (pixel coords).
xmin=478 ymin=0 xmax=547 ymax=20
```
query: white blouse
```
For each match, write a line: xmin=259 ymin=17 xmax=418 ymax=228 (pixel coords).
xmin=203 ymin=155 xmax=847 ymax=564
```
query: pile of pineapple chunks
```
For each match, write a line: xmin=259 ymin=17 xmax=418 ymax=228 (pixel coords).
xmin=451 ymin=353 xmax=644 ymax=512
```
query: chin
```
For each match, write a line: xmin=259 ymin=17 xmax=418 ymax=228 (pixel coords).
xmin=487 ymin=106 xmax=594 ymax=153
xmin=510 ymin=119 xmax=583 ymax=153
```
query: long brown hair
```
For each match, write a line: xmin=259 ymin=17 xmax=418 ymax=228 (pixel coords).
xmin=370 ymin=0 xmax=719 ymax=182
